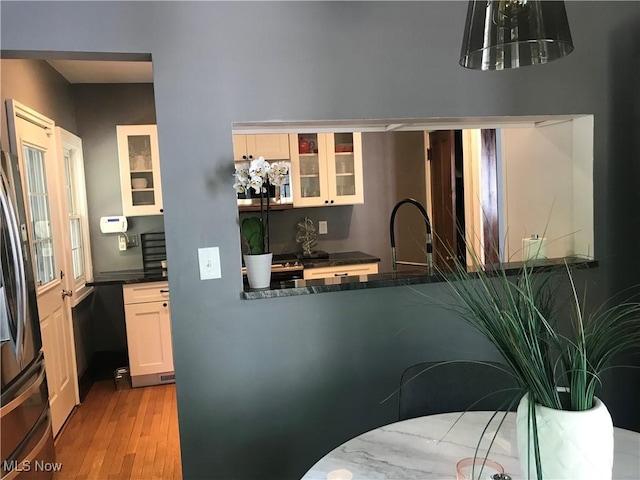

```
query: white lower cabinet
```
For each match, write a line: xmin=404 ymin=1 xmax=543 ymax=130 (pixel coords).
xmin=123 ymin=282 xmax=175 ymax=387
xmin=303 ymin=263 xmax=379 ymax=280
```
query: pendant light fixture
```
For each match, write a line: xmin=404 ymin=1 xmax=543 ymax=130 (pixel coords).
xmin=459 ymin=0 xmax=574 ymax=70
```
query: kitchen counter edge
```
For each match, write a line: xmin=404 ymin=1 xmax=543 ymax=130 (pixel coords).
xmin=299 ymin=251 xmax=381 ymax=268
xmin=241 ymin=258 xmax=598 ymax=300
xmin=87 ymin=270 xmax=167 ymax=286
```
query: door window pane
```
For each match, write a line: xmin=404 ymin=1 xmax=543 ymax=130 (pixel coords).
xmin=64 ymin=151 xmax=75 ymax=213
xmin=70 ymin=218 xmax=84 ymax=279
xmin=23 ymin=146 xmax=56 ymax=286
xmin=64 ymin=150 xmax=85 ymax=280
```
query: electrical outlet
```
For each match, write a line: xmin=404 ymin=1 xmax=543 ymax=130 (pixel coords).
xmin=118 ymin=235 xmax=127 ymax=251
xmin=318 ymin=220 xmax=328 ymax=235
xmin=126 ymin=234 xmax=138 ymax=248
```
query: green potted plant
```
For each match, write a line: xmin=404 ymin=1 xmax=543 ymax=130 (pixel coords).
xmin=438 ymin=252 xmax=640 ymax=480
xmin=233 ymin=156 xmax=288 ymax=288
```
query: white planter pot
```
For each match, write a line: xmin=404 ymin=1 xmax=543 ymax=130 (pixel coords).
xmin=244 ymin=253 xmax=272 ymax=289
xmin=516 ymin=393 xmax=613 ymax=480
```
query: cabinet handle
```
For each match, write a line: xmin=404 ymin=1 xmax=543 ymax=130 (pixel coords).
xmin=330 ymin=200 xmax=334 ymax=204
xmin=160 ymin=289 xmax=169 ymax=293
xmin=248 ymin=155 xmax=253 ymax=159
xmin=242 ymin=155 xmax=247 ymax=160
xmin=163 ymin=303 xmax=168 ymax=307
xmin=160 ymin=208 xmax=164 ymax=213
xmin=334 ymin=273 xmax=349 ymax=277
xmin=324 ymin=200 xmax=329 ymax=204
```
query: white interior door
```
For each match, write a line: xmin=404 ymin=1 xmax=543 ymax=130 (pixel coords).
xmin=8 ymin=100 xmax=79 ymax=437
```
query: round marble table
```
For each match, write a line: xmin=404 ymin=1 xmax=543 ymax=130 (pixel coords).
xmin=301 ymin=411 xmax=640 ymax=479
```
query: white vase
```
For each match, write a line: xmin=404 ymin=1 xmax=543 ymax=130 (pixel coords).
xmin=516 ymin=392 xmax=613 ymax=480
xmin=243 ymin=253 xmax=272 ymax=289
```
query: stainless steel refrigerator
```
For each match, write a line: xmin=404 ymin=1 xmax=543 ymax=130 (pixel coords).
xmin=1 ymin=150 xmax=55 ymax=479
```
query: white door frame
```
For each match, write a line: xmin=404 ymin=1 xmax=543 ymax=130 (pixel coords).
xmin=7 ymin=99 xmax=81 ymax=430
xmin=55 ymin=127 xmax=94 ymax=307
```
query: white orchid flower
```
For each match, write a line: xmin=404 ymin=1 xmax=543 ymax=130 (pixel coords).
xmin=234 ymin=157 xmax=289 ymax=195
xmin=268 ymin=162 xmax=289 ymax=186
xmin=233 ymin=181 xmax=246 ymax=194
xmin=249 ymin=156 xmax=270 ymax=178
xmin=234 ymin=165 xmax=249 ymax=179
xmin=232 ymin=157 xmax=288 ymax=254
xmin=233 ymin=166 xmax=251 ymax=193
xmin=249 ymin=175 xmax=264 ymax=192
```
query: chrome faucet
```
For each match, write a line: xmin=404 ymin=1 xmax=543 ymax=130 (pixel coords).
xmin=389 ymin=198 xmax=433 ymax=272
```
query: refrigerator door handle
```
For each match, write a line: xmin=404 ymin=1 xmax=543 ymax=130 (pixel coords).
xmin=1 ymin=409 xmax=53 ymax=480
xmin=0 ymin=354 xmax=45 ymax=416
xmin=0 ymin=162 xmax=27 ymax=366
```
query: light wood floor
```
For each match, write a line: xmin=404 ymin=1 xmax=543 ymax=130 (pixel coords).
xmin=53 ymin=380 xmax=182 ymax=480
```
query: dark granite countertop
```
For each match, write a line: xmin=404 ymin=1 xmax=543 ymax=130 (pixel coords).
xmin=241 ymin=257 xmax=598 ymax=300
xmin=299 ymin=251 xmax=380 ymax=269
xmin=86 ymin=256 xmax=597 ymax=296
xmin=87 ymin=269 xmax=168 ymax=286
xmin=242 ymin=268 xmax=437 ymax=299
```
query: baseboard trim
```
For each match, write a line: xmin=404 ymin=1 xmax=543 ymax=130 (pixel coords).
xmin=131 ymin=371 xmax=176 ymax=388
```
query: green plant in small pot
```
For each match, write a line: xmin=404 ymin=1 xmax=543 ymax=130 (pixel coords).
xmin=233 ymin=156 xmax=288 ymax=289
xmin=435 ymin=250 xmax=640 ymax=480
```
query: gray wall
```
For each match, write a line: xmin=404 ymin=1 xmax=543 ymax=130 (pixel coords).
xmin=2 ymin=2 xmax=639 ymax=480
xmin=0 ymin=59 xmax=102 ymax=374
xmin=72 ymin=83 xmax=164 ymax=273
xmin=0 ymin=64 xmax=165 ymax=356
xmin=73 ymin=84 xmax=164 ymax=352
xmin=391 ymin=131 xmax=429 ymax=268
xmin=0 ymin=59 xmax=77 ymax=150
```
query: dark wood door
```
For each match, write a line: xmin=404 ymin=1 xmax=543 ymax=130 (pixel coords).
xmin=480 ymin=129 xmax=500 ymax=265
xmin=429 ymin=131 xmax=458 ymax=270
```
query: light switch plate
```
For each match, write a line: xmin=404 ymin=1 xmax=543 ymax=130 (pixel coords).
xmin=318 ymin=220 xmax=328 ymax=235
xmin=198 ymin=247 xmax=222 ymax=280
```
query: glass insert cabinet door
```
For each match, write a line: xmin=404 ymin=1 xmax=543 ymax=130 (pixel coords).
xmin=294 ymin=133 xmax=325 ymax=204
xmin=116 ymin=125 xmax=164 ymax=216
xmin=325 ymin=132 xmax=363 ymax=205
xmin=289 ymin=132 xmax=363 ymax=207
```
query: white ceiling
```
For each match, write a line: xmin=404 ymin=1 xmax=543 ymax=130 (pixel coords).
xmin=47 ymin=60 xmax=153 ymax=83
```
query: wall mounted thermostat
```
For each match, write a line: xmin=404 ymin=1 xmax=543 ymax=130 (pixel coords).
xmin=100 ymin=216 xmax=128 ymax=234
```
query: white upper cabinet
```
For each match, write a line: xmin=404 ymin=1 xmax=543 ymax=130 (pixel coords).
xmin=233 ymin=134 xmax=290 ymax=161
xmin=290 ymin=132 xmax=364 ymax=207
xmin=116 ymin=124 xmax=164 ymax=216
